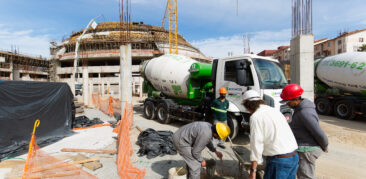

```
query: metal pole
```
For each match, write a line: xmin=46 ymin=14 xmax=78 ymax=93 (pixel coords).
xmin=72 ymin=15 xmax=101 ymax=98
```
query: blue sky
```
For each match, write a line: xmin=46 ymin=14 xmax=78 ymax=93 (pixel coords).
xmin=0 ymin=0 xmax=365 ymax=58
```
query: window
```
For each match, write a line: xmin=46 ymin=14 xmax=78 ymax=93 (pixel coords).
xmin=315 ymin=46 xmax=318 ymax=50
xmin=338 ymin=49 xmax=342 ymax=53
xmin=224 ymin=61 xmax=237 ymax=83
xmin=360 ymin=38 xmax=364 ymax=42
xmin=328 ymin=42 xmax=331 ymax=47
xmin=338 ymin=40 xmax=342 ymax=45
xmin=252 ymin=59 xmax=287 ymax=89
xmin=224 ymin=60 xmax=254 ymax=86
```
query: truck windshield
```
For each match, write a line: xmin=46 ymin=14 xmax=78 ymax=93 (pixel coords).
xmin=252 ymin=58 xmax=288 ymax=89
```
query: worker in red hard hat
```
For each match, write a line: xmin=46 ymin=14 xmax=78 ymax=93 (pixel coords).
xmin=280 ymin=84 xmax=328 ymax=179
xmin=210 ymin=87 xmax=229 ymax=149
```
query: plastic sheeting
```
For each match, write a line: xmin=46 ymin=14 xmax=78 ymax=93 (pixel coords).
xmin=0 ymin=81 xmax=74 ymax=159
xmin=137 ymin=128 xmax=177 ymax=159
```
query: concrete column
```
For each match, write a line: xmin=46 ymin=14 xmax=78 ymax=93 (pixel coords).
xmin=89 ymin=82 xmax=93 ymax=106
xmin=9 ymin=58 xmax=13 ymax=80
xmin=120 ymin=44 xmax=132 ymax=115
xmin=139 ymin=79 xmax=143 ymax=97
xmin=118 ymin=79 xmax=121 ymax=100
xmin=290 ymin=35 xmax=314 ymax=101
xmin=13 ymin=70 xmax=20 ymax=80
xmin=70 ymin=59 xmax=76 ymax=96
xmin=107 ymin=81 xmax=111 ymax=95
xmin=98 ymin=73 xmax=102 ymax=94
xmin=132 ymin=80 xmax=136 ymax=96
xmin=82 ymin=59 xmax=89 ymax=105
xmin=101 ymin=82 xmax=105 ymax=97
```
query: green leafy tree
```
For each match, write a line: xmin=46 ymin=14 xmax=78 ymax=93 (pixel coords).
xmin=358 ymin=44 xmax=366 ymax=52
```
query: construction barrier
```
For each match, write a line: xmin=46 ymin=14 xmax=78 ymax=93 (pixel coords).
xmin=72 ymin=123 xmax=111 ymax=131
xmin=91 ymin=93 xmax=118 ymax=117
xmin=92 ymin=94 xmax=145 ymax=178
xmin=114 ymin=103 xmax=146 ymax=178
xmin=23 ymin=120 xmax=96 ymax=179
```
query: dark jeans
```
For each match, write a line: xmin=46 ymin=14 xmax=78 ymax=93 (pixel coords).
xmin=264 ymin=153 xmax=299 ymax=179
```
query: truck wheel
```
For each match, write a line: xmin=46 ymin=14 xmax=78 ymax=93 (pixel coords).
xmin=334 ymin=100 xmax=356 ymax=120
xmin=227 ymin=114 xmax=239 ymax=140
xmin=144 ymin=101 xmax=155 ymax=120
xmin=156 ymin=103 xmax=172 ymax=124
xmin=315 ymin=98 xmax=332 ymax=115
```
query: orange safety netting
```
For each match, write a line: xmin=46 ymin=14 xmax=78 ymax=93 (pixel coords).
xmin=23 ymin=120 xmax=96 ymax=179
xmin=72 ymin=123 xmax=111 ymax=131
xmin=91 ymin=93 xmax=116 ymax=117
xmin=114 ymin=103 xmax=145 ymax=179
xmin=91 ymin=93 xmax=145 ymax=178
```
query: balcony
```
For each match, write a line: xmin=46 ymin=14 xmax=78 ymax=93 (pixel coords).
xmin=57 ymin=65 xmax=140 ymax=74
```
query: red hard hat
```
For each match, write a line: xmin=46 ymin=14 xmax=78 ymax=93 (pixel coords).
xmin=280 ymin=84 xmax=304 ymax=103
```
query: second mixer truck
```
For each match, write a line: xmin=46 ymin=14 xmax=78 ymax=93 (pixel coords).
xmin=315 ymin=52 xmax=366 ymax=120
xmin=140 ymin=54 xmax=291 ymax=139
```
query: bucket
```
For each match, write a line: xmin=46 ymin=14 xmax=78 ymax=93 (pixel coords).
xmin=206 ymin=159 xmax=216 ymax=178
xmin=168 ymin=166 xmax=188 ymax=179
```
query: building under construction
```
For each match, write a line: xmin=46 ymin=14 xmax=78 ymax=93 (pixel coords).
xmin=0 ymin=50 xmax=49 ymax=81
xmin=50 ymin=21 xmax=210 ymax=101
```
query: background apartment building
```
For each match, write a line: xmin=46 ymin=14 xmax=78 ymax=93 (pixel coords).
xmin=315 ymin=28 xmax=366 ymax=58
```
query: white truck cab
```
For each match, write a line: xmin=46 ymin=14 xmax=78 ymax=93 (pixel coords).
xmin=212 ymin=54 xmax=292 ymax=138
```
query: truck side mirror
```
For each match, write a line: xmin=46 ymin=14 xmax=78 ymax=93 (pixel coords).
xmin=236 ymin=60 xmax=248 ymax=86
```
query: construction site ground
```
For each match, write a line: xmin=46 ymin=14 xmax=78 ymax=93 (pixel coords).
xmin=130 ymin=97 xmax=366 ymax=179
xmin=1 ymin=97 xmax=366 ymax=179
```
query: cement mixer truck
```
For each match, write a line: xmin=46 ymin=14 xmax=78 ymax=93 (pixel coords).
xmin=315 ymin=52 xmax=366 ymax=120
xmin=140 ymin=54 xmax=291 ymax=139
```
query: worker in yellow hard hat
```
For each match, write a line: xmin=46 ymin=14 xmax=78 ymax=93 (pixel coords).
xmin=210 ymin=87 xmax=229 ymax=149
xmin=172 ymin=122 xmax=230 ymax=179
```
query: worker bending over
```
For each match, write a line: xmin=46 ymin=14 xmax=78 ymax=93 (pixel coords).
xmin=243 ymin=90 xmax=299 ymax=179
xmin=280 ymin=84 xmax=328 ymax=179
xmin=172 ymin=122 xmax=230 ymax=179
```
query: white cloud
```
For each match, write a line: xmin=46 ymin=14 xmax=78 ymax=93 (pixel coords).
xmin=191 ymin=29 xmax=291 ymax=59
xmin=0 ymin=27 xmax=50 ymax=58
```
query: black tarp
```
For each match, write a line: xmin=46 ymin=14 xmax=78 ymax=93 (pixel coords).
xmin=0 ymin=81 xmax=74 ymax=159
xmin=137 ymin=128 xmax=177 ymax=159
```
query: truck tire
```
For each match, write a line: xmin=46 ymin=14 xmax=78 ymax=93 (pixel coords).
xmin=334 ymin=100 xmax=356 ymax=120
xmin=144 ymin=101 xmax=155 ymax=120
xmin=315 ymin=98 xmax=333 ymax=115
xmin=156 ymin=103 xmax=172 ymax=124
xmin=227 ymin=114 xmax=239 ymax=140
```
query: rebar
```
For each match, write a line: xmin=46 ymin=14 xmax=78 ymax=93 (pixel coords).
xmin=292 ymin=0 xmax=312 ymax=38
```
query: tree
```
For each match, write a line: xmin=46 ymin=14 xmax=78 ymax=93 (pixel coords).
xmin=358 ymin=44 xmax=366 ymax=52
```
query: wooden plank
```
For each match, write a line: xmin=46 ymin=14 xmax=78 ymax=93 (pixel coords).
xmin=61 ymin=148 xmax=117 ymax=154
xmin=28 ymin=171 xmax=80 ymax=179
xmin=31 ymin=158 xmax=99 ymax=173
xmin=0 ymin=160 xmax=25 ymax=168
xmin=72 ymin=154 xmax=103 ymax=171
xmin=136 ymin=126 xmax=143 ymax=132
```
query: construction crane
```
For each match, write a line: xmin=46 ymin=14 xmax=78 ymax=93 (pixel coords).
xmin=161 ymin=1 xmax=168 ymax=28
xmin=162 ymin=0 xmax=178 ymax=54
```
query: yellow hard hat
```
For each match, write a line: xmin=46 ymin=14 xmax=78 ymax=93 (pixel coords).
xmin=216 ymin=122 xmax=231 ymax=141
